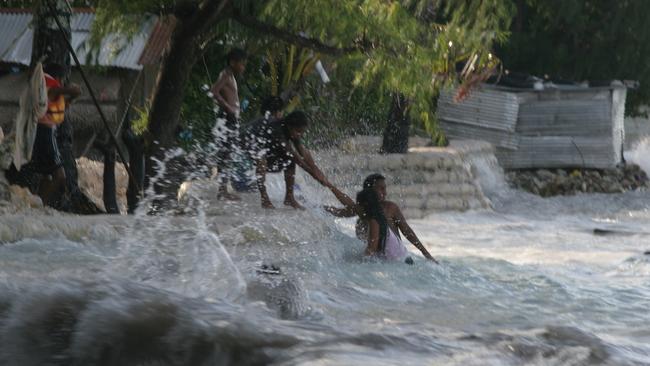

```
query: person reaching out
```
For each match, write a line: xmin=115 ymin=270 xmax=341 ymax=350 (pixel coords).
xmin=233 ymin=96 xmax=285 ymax=192
xmin=241 ymin=110 xmax=331 ymax=209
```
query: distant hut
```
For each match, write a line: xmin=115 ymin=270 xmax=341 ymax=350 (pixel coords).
xmin=437 ymin=82 xmax=628 ymax=170
xmin=0 ymin=7 xmax=172 ymax=156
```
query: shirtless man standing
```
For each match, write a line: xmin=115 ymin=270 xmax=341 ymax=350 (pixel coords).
xmin=210 ymin=48 xmax=247 ymax=200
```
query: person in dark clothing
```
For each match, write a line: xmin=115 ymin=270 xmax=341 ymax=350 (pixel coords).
xmin=210 ymin=48 xmax=247 ymax=201
xmin=241 ymin=110 xmax=331 ymax=209
xmin=11 ymin=63 xmax=80 ymax=207
xmin=233 ymin=96 xmax=285 ymax=192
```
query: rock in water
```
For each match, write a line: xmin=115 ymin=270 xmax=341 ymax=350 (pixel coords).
xmin=247 ymin=273 xmax=307 ymax=320
xmin=507 ymin=165 xmax=649 ymax=196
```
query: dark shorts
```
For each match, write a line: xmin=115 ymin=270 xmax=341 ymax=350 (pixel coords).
xmin=216 ymin=112 xmax=241 ymax=153
xmin=27 ymin=124 xmax=63 ymax=175
xmin=219 ymin=111 xmax=240 ymax=136
xmin=266 ymin=152 xmax=294 ymax=173
xmin=215 ymin=112 xmax=241 ymax=182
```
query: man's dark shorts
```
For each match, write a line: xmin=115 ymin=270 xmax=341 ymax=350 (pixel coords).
xmin=219 ymin=112 xmax=240 ymax=141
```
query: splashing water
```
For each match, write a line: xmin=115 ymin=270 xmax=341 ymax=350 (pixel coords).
xmin=0 ymin=142 xmax=650 ymax=365
xmin=626 ymin=137 xmax=650 ymax=176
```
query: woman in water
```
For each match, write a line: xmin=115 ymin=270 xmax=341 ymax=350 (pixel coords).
xmin=325 ymin=174 xmax=438 ymax=263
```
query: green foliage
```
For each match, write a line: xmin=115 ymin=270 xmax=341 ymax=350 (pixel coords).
xmin=300 ymin=59 xmax=390 ymax=148
xmin=90 ymin=0 xmax=513 ymax=144
xmin=131 ymin=103 xmax=149 ymax=136
xmin=181 ymin=43 xmax=389 ymax=150
xmin=89 ymin=0 xmax=161 ymax=51
xmin=178 ymin=51 xmax=223 ymax=148
xmin=255 ymin=0 xmax=513 ymax=136
xmin=0 ymin=0 xmax=94 ymax=7
xmin=265 ymin=45 xmax=321 ymax=111
xmin=498 ymin=0 xmax=650 ymax=115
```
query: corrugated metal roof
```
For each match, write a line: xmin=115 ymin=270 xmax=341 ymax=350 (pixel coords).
xmin=437 ymin=89 xmax=520 ymax=132
xmin=0 ymin=12 xmax=32 ymax=65
xmin=71 ymin=9 xmax=94 ymax=31
xmin=138 ymin=17 xmax=175 ymax=65
xmin=0 ymin=9 xmax=159 ymax=70
xmin=495 ymin=136 xmax=618 ymax=169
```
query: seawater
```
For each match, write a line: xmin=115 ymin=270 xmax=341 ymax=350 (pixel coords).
xmin=0 ymin=141 xmax=649 ymax=365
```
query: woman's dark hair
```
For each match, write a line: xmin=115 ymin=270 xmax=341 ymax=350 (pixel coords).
xmin=227 ymin=48 xmax=247 ymax=63
xmin=282 ymin=110 xmax=309 ymax=129
xmin=363 ymin=173 xmax=385 ymax=190
xmin=260 ymin=96 xmax=284 ymax=115
xmin=356 ymin=188 xmax=388 ymax=255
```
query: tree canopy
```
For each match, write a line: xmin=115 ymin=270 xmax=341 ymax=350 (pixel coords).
xmin=90 ymin=0 xmax=513 ymax=138
xmin=498 ymin=0 xmax=650 ymax=115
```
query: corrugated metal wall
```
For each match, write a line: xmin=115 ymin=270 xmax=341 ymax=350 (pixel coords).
xmin=437 ymin=85 xmax=626 ymax=169
xmin=0 ymin=11 xmax=154 ymax=70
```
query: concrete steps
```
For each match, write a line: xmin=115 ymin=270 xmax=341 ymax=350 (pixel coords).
xmin=314 ymin=138 xmax=493 ymax=219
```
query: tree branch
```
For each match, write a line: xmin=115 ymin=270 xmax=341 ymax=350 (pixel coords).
xmin=193 ymin=0 xmax=231 ymax=34
xmin=232 ymin=12 xmax=366 ymax=56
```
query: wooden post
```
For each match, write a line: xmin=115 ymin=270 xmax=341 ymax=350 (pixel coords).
xmin=381 ymin=93 xmax=410 ymax=154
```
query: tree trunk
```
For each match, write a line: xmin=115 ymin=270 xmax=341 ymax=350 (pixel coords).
xmin=515 ymin=0 xmax=526 ymax=33
xmin=143 ymin=17 xmax=202 ymax=207
xmin=137 ymin=2 xmax=231 ymax=209
xmin=31 ymin=0 xmax=102 ymax=214
xmin=146 ymin=20 xmax=200 ymax=152
xmin=32 ymin=0 xmax=71 ymax=74
xmin=381 ymin=93 xmax=410 ymax=154
xmin=102 ymin=147 xmax=119 ymax=214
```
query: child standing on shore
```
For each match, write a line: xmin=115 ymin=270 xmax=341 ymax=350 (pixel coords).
xmin=210 ymin=48 xmax=247 ymax=201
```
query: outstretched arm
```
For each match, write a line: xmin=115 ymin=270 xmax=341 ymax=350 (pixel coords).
xmin=285 ymin=143 xmax=359 ymax=216
xmin=394 ymin=205 xmax=438 ymax=263
xmin=296 ymin=150 xmax=359 ymax=217
xmin=286 ymin=143 xmax=330 ymax=186
xmin=324 ymin=185 xmax=360 ymax=217
xmin=324 ymin=206 xmax=357 ymax=217
xmin=295 ymin=144 xmax=321 ymax=173
xmin=294 ymin=143 xmax=327 ymax=182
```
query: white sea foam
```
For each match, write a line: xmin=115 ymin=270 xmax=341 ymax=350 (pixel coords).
xmin=0 ymin=146 xmax=649 ymax=365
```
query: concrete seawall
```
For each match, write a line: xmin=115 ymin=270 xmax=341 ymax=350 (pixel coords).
xmin=1 ymin=133 xmax=495 ymax=219
xmin=315 ymin=137 xmax=493 ymax=219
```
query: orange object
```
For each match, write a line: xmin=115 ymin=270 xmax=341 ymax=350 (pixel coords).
xmin=39 ymin=73 xmax=66 ymax=125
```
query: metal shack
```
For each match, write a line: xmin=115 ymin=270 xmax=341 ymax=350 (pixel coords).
xmin=437 ymin=83 xmax=627 ymax=169
xmin=0 ymin=8 xmax=172 ymax=155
